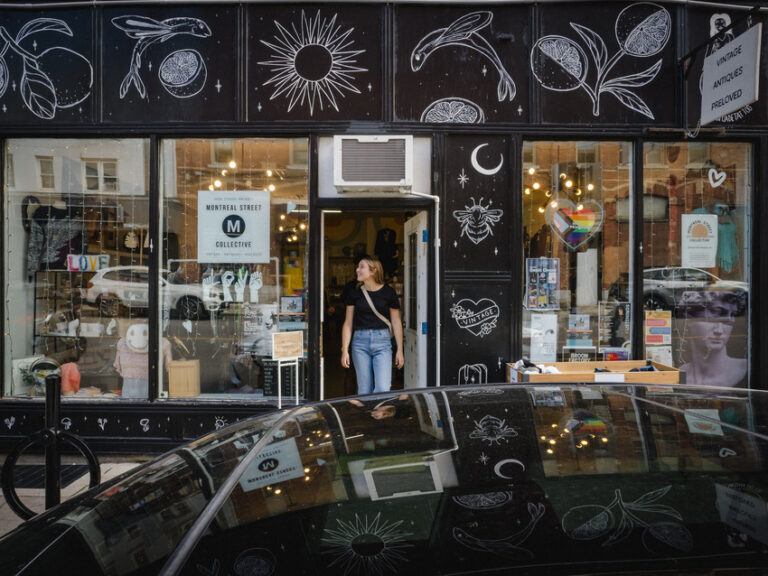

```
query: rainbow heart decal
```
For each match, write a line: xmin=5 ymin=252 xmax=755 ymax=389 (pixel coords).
xmin=545 ymin=199 xmax=604 ymax=250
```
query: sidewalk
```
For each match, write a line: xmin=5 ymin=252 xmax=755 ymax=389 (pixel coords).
xmin=0 ymin=455 xmax=149 ymax=538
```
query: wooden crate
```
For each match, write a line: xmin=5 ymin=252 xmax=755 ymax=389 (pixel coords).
xmin=168 ymin=359 xmax=200 ymax=397
xmin=507 ymin=360 xmax=683 ymax=384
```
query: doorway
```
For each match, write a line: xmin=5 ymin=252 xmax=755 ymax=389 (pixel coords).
xmin=322 ymin=210 xmax=429 ymax=399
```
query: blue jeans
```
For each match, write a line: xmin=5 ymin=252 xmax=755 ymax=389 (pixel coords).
xmin=350 ymin=328 xmax=392 ymax=395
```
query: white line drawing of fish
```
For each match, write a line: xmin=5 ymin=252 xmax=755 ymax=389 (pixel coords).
xmin=411 ymin=11 xmax=516 ymax=102
xmin=112 ymin=15 xmax=212 ymax=99
xmin=453 ymin=502 xmax=545 ymax=558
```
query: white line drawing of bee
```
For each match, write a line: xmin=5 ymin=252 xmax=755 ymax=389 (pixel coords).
xmin=452 ymin=197 xmax=504 ymax=245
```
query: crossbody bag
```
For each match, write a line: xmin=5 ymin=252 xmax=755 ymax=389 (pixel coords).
xmin=360 ymin=287 xmax=394 ymax=337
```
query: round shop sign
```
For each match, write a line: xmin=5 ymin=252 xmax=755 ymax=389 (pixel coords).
xmin=222 ymin=214 xmax=246 ymax=238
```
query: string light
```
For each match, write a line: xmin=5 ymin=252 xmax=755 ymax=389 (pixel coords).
xmin=228 ymin=160 xmax=237 ymax=169
xmin=268 ymin=184 xmax=276 ymax=192
xmin=524 ymin=187 xmax=531 ymax=195
xmin=587 ymin=183 xmax=594 ymax=191
xmin=266 ymin=169 xmax=273 ymax=177
xmin=214 ymin=179 xmax=222 ymax=188
xmin=532 ymin=182 xmax=540 ymax=190
xmin=528 ymin=167 xmax=536 ymax=175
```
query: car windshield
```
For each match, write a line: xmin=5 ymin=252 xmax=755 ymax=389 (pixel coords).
xmin=2 ymin=385 xmax=768 ymax=576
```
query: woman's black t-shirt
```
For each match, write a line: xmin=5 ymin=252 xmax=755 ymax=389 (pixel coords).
xmin=345 ymin=285 xmax=400 ymax=330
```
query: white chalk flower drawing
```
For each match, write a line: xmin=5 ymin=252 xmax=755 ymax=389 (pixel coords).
xmin=531 ymin=2 xmax=671 ymax=118
xmin=259 ymin=11 xmax=367 ymax=116
xmin=0 ymin=18 xmax=93 ymax=119
xmin=450 ymin=298 xmax=500 ymax=337
xmin=322 ymin=513 xmax=412 ymax=575
xmin=412 ymin=11 xmax=515 ymax=102
xmin=561 ymin=485 xmax=692 ymax=553
xmin=421 ymin=97 xmax=485 ymax=124
xmin=453 ymin=197 xmax=504 ymax=245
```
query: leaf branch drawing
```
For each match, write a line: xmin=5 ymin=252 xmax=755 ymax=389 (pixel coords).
xmin=531 ymin=2 xmax=670 ymax=119
xmin=0 ymin=18 xmax=92 ymax=119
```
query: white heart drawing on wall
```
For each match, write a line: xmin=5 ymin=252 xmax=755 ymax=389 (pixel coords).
xmin=450 ymin=298 xmax=500 ymax=337
xmin=708 ymin=167 xmax=726 ymax=188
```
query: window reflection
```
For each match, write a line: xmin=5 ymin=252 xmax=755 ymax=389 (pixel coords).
xmin=522 ymin=142 xmax=633 ymax=363
xmin=642 ymin=142 xmax=751 ymax=387
xmin=160 ymin=138 xmax=309 ymax=399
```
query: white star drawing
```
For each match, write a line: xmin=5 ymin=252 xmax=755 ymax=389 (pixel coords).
xmin=2 ymin=105 xmax=6 ymax=113
xmin=148 ymin=61 xmax=152 ymax=71
xmin=259 ymin=10 xmax=367 ymax=115
xmin=481 ymin=65 xmax=487 ymax=77
xmin=451 ymin=290 xmax=455 ymax=298
xmin=32 ymin=40 xmax=37 ymax=51
xmin=478 ymin=452 xmax=490 ymax=465
xmin=12 ymin=81 xmax=16 ymax=92
xmin=457 ymin=168 xmax=469 ymax=189
xmin=368 ymin=82 xmax=372 ymax=91
xmin=494 ymin=247 xmax=498 ymax=256
xmin=257 ymin=102 xmax=263 ymax=112
xmin=215 ymin=79 xmax=222 ymax=93
xmin=517 ymin=105 xmax=523 ymax=115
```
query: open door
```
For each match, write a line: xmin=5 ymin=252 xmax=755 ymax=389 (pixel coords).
xmin=403 ymin=211 xmax=428 ymax=388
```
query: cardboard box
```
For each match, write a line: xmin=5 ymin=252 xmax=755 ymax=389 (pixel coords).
xmin=507 ymin=360 xmax=683 ymax=384
xmin=168 ymin=359 xmax=200 ymax=397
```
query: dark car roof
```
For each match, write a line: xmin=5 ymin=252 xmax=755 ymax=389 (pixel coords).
xmin=2 ymin=384 xmax=768 ymax=575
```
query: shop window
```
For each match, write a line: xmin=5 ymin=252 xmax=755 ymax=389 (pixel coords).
xmin=521 ymin=141 xmax=633 ymax=364
xmin=84 ymin=159 xmax=119 ymax=193
xmin=642 ymin=142 xmax=751 ymax=388
xmin=3 ymin=139 xmax=150 ymax=399
xmin=160 ymin=138 xmax=309 ymax=399
xmin=37 ymin=156 xmax=55 ymax=190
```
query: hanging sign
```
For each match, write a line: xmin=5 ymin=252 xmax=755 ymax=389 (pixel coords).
xmin=701 ymin=23 xmax=762 ymax=126
xmin=198 ymin=190 xmax=270 ymax=263
xmin=67 ymin=254 xmax=110 ymax=271
xmin=681 ymin=213 xmax=717 ymax=268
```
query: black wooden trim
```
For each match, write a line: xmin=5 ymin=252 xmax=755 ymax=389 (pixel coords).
xmin=148 ymin=136 xmax=160 ymax=400
xmin=308 ymin=134 xmax=322 ymax=400
xmin=631 ymin=138 xmax=645 ymax=361
xmin=383 ymin=4 xmax=393 ymax=123
xmin=509 ymin=133 xmax=523 ymax=361
xmin=753 ymin=137 xmax=766 ymax=391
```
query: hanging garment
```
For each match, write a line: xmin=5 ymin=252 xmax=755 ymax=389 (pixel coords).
xmin=26 ymin=205 xmax=87 ymax=278
xmin=691 ymin=206 xmax=740 ymax=273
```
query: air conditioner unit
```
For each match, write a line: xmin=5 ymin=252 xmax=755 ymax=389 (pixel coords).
xmin=333 ymin=135 xmax=413 ymax=192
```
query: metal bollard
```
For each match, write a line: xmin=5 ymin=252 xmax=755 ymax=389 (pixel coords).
xmin=44 ymin=373 xmax=62 ymax=509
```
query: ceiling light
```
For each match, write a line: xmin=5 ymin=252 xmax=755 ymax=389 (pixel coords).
xmin=214 ymin=179 xmax=222 ymax=188
xmin=278 ymin=225 xmax=284 ymax=232
xmin=587 ymin=183 xmax=594 ymax=191
xmin=528 ymin=167 xmax=536 ymax=175
xmin=208 ymin=184 xmax=214 ymax=191
xmin=280 ymin=214 xmax=286 ymax=220
xmin=221 ymin=169 xmax=228 ymax=176
xmin=545 ymin=190 xmax=552 ymax=197
xmin=228 ymin=160 xmax=237 ymax=169
xmin=538 ymin=205 xmax=546 ymax=214
xmin=565 ymin=179 xmax=573 ymax=188
xmin=299 ymin=223 xmax=306 ymax=230
xmin=266 ymin=169 xmax=273 ymax=177
xmin=268 ymin=184 xmax=276 ymax=192
xmin=524 ymin=188 xmax=531 ymax=195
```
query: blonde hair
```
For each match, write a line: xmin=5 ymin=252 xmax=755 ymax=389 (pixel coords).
xmin=358 ymin=257 xmax=385 ymax=285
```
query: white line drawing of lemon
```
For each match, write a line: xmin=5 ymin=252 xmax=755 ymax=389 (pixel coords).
xmin=158 ymin=49 xmax=207 ymax=98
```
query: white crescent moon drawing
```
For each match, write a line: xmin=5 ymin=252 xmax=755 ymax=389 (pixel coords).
xmin=471 ymin=143 xmax=504 ymax=176
xmin=494 ymin=459 xmax=525 ymax=479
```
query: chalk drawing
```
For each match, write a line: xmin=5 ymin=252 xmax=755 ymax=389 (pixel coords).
xmin=453 ymin=197 xmax=503 ymax=245
xmin=61 ymin=417 xmax=72 ymax=431
xmin=457 ymin=169 xmax=470 ymax=189
xmin=322 ymin=513 xmax=413 ymax=575
xmin=453 ymin=502 xmax=545 ymax=558
xmin=412 ymin=12 xmax=516 ymax=102
xmin=421 ymin=97 xmax=485 ymax=124
xmin=470 ymin=144 xmax=504 ymax=176
xmin=259 ymin=11 xmax=367 ymax=116
xmin=453 ymin=491 xmax=514 ymax=510
xmin=493 ymin=459 xmax=526 ymax=479
xmin=531 ymin=2 xmax=671 ymax=118
xmin=450 ymin=298 xmax=500 ymax=337
xmin=112 ymin=15 xmax=212 ymax=99
xmin=140 ymin=418 xmax=150 ymax=432
xmin=457 ymin=387 xmax=504 ymax=397
xmin=4 ymin=416 xmax=15 ymax=430
xmin=0 ymin=18 xmax=93 ymax=119
xmin=97 ymin=417 xmax=108 ymax=431
xmin=470 ymin=414 xmax=518 ymax=445
xmin=457 ymin=363 xmax=488 ymax=385
xmin=233 ymin=548 xmax=276 ymax=576
xmin=562 ymin=485 xmax=692 ymax=552
xmin=158 ymin=49 xmax=207 ymax=98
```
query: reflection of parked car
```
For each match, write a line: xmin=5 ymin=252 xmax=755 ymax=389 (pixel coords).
xmin=609 ymin=267 xmax=748 ymax=310
xmin=1 ymin=384 xmax=767 ymax=574
xmin=85 ymin=266 xmax=222 ymax=319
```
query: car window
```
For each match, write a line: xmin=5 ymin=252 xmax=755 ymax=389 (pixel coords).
xmin=103 ymin=270 xmax=121 ymax=281
xmin=682 ymin=269 xmax=710 ymax=282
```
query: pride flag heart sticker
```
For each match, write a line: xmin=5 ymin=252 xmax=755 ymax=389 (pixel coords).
xmin=545 ymin=199 xmax=604 ymax=250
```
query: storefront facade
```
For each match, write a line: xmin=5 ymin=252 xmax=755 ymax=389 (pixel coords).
xmin=1 ymin=1 xmax=765 ymax=451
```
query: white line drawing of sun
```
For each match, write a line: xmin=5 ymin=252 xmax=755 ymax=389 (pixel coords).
xmin=322 ymin=512 xmax=413 ymax=575
xmin=258 ymin=10 xmax=368 ymax=116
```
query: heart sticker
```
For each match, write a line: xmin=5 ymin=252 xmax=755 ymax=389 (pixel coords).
xmin=708 ymin=167 xmax=726 ymax=188
xmin=450 ymin=298 xmax=500 ymax=337
xmin=545 ymin=199 xmax=604 ymax=250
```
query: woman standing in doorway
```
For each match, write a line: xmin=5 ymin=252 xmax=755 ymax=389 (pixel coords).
xmin=341 ymin=256 xmax=404 ymax=394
